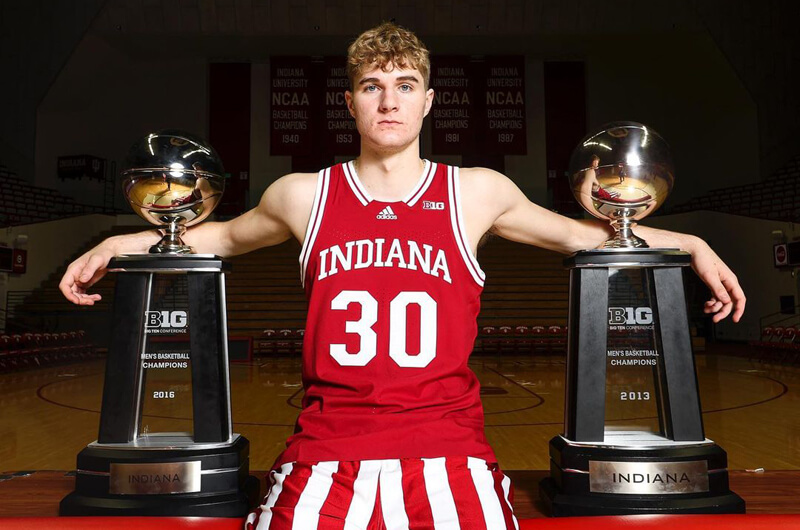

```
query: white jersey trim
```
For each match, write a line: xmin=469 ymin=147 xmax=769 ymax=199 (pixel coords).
xmin=344 ymin=159 xmax=433 ymax=206
xmin=402 ymin=159 xmax=433 ymax=205
xmin=447 ymin=166 xmax=486 ymax=286
xmin=343 ymin=161 xmax=371 ymax=206
xmin=299 ymin=167 xmax=331 ymax=286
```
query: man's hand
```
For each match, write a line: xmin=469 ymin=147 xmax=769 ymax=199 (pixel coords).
xmin=58 ymin=232 xmax=159 ymax=306
xmin=634 ymin=227 xmax=745 ymax=323
xmin=687 ymin=237 xmax=746 ymax=323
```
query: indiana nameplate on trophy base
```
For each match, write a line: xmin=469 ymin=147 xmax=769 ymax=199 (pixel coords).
xmin=109 ymin=461 xmax=201 ymax=495
xmin=588 ymin=460 xmax=709 ymax=495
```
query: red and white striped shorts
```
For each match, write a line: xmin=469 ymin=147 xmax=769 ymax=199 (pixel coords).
xmin=245 ymin=456 xmax=519 ymax=530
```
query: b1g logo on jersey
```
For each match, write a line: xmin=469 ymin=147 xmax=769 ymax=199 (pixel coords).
xmin=609 ymin=307 xmax=653 ymax=326
xmin=145 ymin=311 xmax=188 ymax=334
xmin=422 ymin=201 xmax=445 ymax=210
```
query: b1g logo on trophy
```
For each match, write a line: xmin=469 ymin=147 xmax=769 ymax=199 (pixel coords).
xmin=539 ymin=122 xmax=744 ymax=515
xmin=61 ymin=130 xmax=258 ymax=516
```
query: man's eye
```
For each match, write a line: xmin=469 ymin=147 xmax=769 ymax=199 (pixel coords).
xmin=399 ymin=84 xmax=412 ymax=91
xmin=365 ymin=85 xmax=378 ymax=92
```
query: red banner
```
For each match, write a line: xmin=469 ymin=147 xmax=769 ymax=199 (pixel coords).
xmin=322 ymin=57 xmax=359 ymax=156
xmin=431 ymin=56 xmax=475 ymax=155
xmin=478 ymin=56 xmax=527 ymax=155
xmin=270 ymin=57 xmax=315 ymax=155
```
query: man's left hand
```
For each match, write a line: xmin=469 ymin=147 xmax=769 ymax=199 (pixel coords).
xmin=688 ymin=238 xmax=746 ymax=323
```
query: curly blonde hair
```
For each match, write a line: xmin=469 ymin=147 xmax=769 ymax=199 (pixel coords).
xmin=347 ymin=22 xmax=431 ymax=90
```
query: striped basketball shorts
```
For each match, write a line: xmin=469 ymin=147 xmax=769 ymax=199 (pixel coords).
xmin=245 ymin=456 xmax=519 ymax=530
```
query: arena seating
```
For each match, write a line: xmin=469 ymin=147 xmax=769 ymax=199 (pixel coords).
xmin=750 ymin=323 xmax=800 ymax=365
xmin=0 ymin=330 xmax=95 ymax=372
xmin=0 ymin=169 xmax=117 ymax=228
xmin=666 ymin=155 xmax=800 ymax=221
xmin=8 ymin=226 xmax=570 ymax=358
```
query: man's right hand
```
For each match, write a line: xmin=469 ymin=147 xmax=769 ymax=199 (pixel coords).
xmin=58 ymin=232 xmax=159 ymax=305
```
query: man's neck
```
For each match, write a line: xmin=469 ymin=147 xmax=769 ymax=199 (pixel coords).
xmin=354 ymin=144 xmax=426 ymax=202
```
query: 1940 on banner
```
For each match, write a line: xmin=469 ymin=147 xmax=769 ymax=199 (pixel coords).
xmin=270 ymin=57 xmax=314 ymax=155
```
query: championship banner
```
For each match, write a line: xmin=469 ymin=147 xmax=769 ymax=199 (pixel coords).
xmin=322 ymin=57 xmax=359 ymax=156
xmin=270 ymin=57 xmax=315 ymax=155
xmin=478 ymin=56 xmax=527 ymax=155
xmin=430 ymin=56 xmax=475 ymax=155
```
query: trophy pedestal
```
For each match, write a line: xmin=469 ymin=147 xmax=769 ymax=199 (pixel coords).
xmin=60 ymin=434 xmax=259 ymax=517
xmin=540 ymin=433 xmax=744 ymax=516
xmin=541 ymin=250 xmax=744 ymax=516
xmin=61 ymin=256 xmax=258 ymax=517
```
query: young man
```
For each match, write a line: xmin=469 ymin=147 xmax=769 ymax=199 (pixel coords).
xmin=60 ymin=22 xmax=744 ymax=530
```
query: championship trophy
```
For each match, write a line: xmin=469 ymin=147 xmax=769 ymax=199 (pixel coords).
xmin=539 ymin=122 xmax=745 ymax=515
xmin=60 ymin=130 xmax=258 ymax=516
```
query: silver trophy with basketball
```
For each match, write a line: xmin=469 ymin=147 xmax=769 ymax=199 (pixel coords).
xmin=540 ymin=122 xmax=744 ymax=516
xmin=568 ymin=121 xmax=674 ymax=248
xmin=122 ymin=131 xmax=225 ymax=253
xmin=61 ymin=130 xmax=258 ymax=517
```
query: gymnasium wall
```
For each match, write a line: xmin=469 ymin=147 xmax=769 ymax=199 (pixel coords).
xmin=0 ymin=214 xmax=138 ymax=331
xmin=33 ymin=30 xmax=756 ymax=210
xmin=648 ymin=211 xmax=798 ymax=342
xmin=34 ymin=33 xmax=208 ymax=209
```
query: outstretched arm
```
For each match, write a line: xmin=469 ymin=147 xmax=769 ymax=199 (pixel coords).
xmin=59 ymin=172 xmax=316 ymax=305
xmin=462 ymin=167 xmax=745 ymax=323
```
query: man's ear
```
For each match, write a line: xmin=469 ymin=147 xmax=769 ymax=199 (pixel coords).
xmin=345 ymin=90 xmax=356 ymax=118
xmin=423 ymin=88 xmax=434 ymax=117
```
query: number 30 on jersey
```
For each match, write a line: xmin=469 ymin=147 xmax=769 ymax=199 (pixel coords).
xmin=330 ymin=290 xmax=437 ymax=368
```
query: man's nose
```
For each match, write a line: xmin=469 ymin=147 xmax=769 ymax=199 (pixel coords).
xmin=379 ymin=91 xmax=398 ymax=112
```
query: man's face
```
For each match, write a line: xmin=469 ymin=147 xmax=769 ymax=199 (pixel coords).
xmin=345 ymin=63 xmax=434 ymax=153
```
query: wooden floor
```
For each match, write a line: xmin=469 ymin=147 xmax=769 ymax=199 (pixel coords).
xmin=2 ymin=348 xmax=799 ymax=472
xmin=2 ymin=346 xmax=800 ymax=517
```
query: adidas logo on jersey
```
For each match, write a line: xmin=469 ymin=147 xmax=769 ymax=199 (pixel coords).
xmin=376 ymin=206 xmax=398 ymax=220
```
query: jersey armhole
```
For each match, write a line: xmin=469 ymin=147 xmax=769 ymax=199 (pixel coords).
xmin=447 ymin=166 xmax=486 ymax=287
xmin=298 ymin=167 xmax=331 ymax=285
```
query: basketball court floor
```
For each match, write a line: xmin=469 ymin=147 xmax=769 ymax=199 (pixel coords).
xmin=2 ymin=349 xmax=798 ymax=473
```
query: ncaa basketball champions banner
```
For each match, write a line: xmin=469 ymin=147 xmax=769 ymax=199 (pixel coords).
xmin=478 ymin=56 xmax=527 ymax=155
xmin=322 ymin=57 xmax=359 ymax=156
xmin=430 ymin=56 xmax=475 ymax=154
xmin=270 ymin=56 xmax=358 ymax=156
xmin=430 ymin=55 xmax=526 ymax=156
xmin=270 ymin=57 xmax=315 ymax=155
xmin=269 ymin=56 xmax=526 ymax=157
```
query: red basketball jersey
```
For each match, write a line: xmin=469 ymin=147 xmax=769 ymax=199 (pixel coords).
xmin=276 ymin=160 xmax=495 ymax=466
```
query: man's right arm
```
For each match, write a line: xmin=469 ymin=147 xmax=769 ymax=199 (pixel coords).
xmin=59 ymin=172 xmax=317 ymax=305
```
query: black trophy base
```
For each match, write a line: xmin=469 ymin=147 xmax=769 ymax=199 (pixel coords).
xmin=540 ymin=434 xmax=745 ymax=517
xmin=60 ymin=434 xmax=259 ymax=517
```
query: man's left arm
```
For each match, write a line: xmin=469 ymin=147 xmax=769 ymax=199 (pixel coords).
xmin=461 ymin=168 xmax=745 ymax=323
